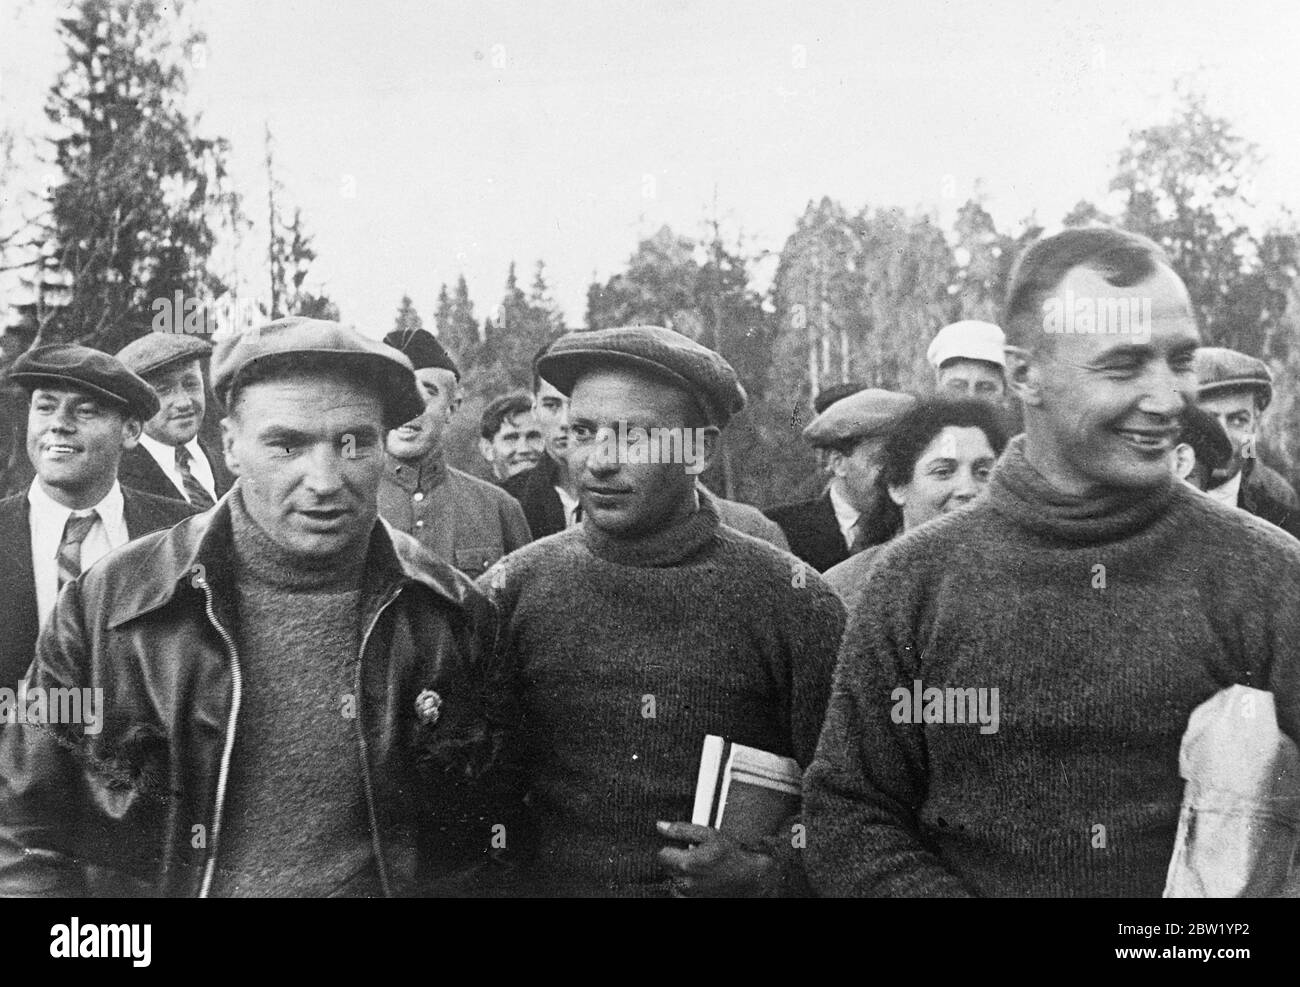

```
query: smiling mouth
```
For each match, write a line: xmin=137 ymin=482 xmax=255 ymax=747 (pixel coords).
xmin=43 ymin=444 xmax=81 ymax=456
xmin=1114 ymin=427 xmax=1176 ymax=452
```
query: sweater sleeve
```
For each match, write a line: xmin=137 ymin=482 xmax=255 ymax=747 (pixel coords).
xmin=803 ymin=562 xmax=976 ymax=898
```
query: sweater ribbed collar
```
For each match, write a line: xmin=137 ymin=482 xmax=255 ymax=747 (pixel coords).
xmin=582 ymin=493 xmax=720 ymax=568
xmin=988 ymin=434 xmax=1179 ymax=544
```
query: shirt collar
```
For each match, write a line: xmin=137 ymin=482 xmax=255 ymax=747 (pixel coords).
xmin=828 ymin=482 xmax=860 ymax=531
xmin=139 ymin=430 xmax=203 ymax=464
xmin=28 ymin=476 xmax=124 ymax=525
xmin=1205 ymin=470 xmax=1242 ymax=509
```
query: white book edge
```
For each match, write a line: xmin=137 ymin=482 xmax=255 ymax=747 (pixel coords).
xmin=691 ymin=734 xmax=726 ymax=826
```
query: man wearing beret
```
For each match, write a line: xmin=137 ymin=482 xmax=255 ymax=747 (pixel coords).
xmin=114 ymin=332 xmax=234 ymax=508
xmin=1194 ymin=346 xmax=1300 ymax=540
xmin=479 ymin=325 xmax=844 ymax=897
xmin=0 ymin=318 xmax=511 ymax=896
xmin=764 ymin=388 xmax=916 ymax=572
xmin=380 ymin=327 xmax=531 ymax=578
xmin=805 ymin=228 xmax=1300 ymax=897
xmin=0 ymin=345 xmax=196 ymax=696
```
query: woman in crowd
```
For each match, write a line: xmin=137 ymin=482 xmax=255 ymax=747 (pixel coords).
xmin=823 ymin=397 xmax=1009 ymax=613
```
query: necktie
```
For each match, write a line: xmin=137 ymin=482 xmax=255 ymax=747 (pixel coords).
xmin=175 ymin=445 xmax=215 ymax=510
xmin=849 ymin=514 xmax=871 ymax=554
xmin=57 ymin=511 xmax=99 ymax=589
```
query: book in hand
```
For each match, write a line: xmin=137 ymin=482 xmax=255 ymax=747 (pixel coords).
xmin=691 ymin=734 xmax=802 ymax=844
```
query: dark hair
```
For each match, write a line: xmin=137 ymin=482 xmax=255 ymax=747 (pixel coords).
xmin=813 ymin=381 xmax=869 ymax=415
xmin=1002 ymin=227 xmax=1170 ymax=349
xmin=481 ymin=392 xmax=535 ymax=439
xmin=862 ymin=397 xmax=1010 ymax=540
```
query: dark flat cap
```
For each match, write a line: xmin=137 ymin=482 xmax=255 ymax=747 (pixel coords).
xmin=115 ymin=332 xmax=212 ymax=379
xmin=1180 ymin=403 xmax=1233 ymax=473
xmin=1194 ymin=347 xmax=1273 ymax=410
xmin=803 ymin=388 xmax=916 ymax=447
xmin=211 ymin=317 xmax=424 ymax=429
xmin=537 ymin=325 xmax=746 ymax=427
xmin=9 ymin=344 xmax=160 ymax=421
xmin=383 ymin=327 xmax=459 ymax=380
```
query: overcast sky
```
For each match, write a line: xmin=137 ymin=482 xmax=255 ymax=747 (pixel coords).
xmin=4 ymin=0 xmax=1300 ymax=335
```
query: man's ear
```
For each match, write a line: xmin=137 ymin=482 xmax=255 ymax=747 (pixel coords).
xmin=220 ymin=416 xmax=242 ymax=477
xmin=478 ymin=437 xmax=494 ymax=464
xmin=826 ymin=449 xmax=848 ymax=478
xmin=1004 ymin=345 xmax=1042 ymax=408
xmin=120 ymin=417 xmax=143 ymax=450
xmin=887 ymin=483 xmax=908 ymax=508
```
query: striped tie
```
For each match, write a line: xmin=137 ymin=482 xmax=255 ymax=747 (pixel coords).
xmin=56 ymin=511 xmax=99 ymax=589
xmin=175 ymin=444 xmax=215 ymax=510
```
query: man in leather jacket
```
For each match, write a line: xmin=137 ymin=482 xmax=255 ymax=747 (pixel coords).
xmin=0 ymin=318 xmax=513 ymax=897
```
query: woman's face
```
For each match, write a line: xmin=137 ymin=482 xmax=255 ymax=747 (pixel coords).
xmin=888 ymin=425 xmax=997 ymax=530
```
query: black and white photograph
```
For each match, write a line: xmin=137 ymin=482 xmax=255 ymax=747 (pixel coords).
xmin=0 ymin=0 xmax=1296 ymax=963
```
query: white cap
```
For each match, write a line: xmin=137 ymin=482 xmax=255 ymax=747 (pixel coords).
xmin=927 ymin=320 xmax=1006 ymax=370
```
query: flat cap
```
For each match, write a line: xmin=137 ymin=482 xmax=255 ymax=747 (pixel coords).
xmin=115 ymin=332 xmax=212 ymax=379
xmin=383 ymin=327 xmax=460 ymax=380
xmin=1194 ymin=347 xmax=1273 ymax=410
xmin=927 ymin=320 xmax=1006 ymax=370
xmin=211 ymin=317 xmax=424 ymax=429
xmin=9 ymin=344 xmax=159 ymax=421
xmin=802 ymin=387 xmax=916 ymax=448
xmin=814 ymin=381 xmax=869 ymax=415
xmin=1180 ymin=403 xmax=1233 ymax=473
xmin=537 ymin=325 xmax=747 ymax=427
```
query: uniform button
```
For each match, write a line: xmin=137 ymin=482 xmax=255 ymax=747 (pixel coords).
xmin=413 ymin=492 xmax=424 ymax=502
xmin=415 ymin=520 xmax=424 ymax=528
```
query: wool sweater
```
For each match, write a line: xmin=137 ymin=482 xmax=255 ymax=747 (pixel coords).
xmin=210 ymin=492 xmax=375 ymax=897
xmin=804 ymin=434 xmax=1300 ymax=898
xmin=479 ymin=497 xmax=845 ymax=896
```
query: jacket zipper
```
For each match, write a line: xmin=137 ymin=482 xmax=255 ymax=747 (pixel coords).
xmin=194 ymin=575 xmax=242 ymax=899
xmin=355 ymin=587 xmax=402 ymax=898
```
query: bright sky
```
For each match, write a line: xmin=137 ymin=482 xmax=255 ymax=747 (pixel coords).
xmin=3 ymin=0 xmax=1300 ymax=335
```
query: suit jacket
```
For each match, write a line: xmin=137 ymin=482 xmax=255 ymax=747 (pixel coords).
xmin=116 ymin=439 xmax=234 ymax=505
xmin=501 ymin=453 xmax=567 ymax=540
xmin=1241 ymin=461 xmax=1300 ymax=542
xmin=0 ymin=486 xmax=197 ymax=689
xmin=763 ymin=493 xmax=850 ymax=573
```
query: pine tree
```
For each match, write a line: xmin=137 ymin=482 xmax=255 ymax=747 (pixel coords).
xmin=393 ymin=294 xmax=424 ymax=336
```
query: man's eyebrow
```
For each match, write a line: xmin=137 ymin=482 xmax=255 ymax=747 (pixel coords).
xmin=1088 ymin=343 xmax=1153 ymax=362
xmin=258 ymin=426 xmax=312 ymax=445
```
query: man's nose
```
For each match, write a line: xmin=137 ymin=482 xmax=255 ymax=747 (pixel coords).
xmin=302 ymin=444 xmax=346 ymax=493
xmin=49 ymin=406 xmax=77 ymax=432
xmin=1137 ymin=364 xmax=1189 ymax=418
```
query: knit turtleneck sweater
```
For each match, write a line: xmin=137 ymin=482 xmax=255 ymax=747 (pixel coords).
xmin=209 ymin=490 xmax=375 ymax=897
xmin=480 ymin=496 xmax=845 ymax=897
xmin=805 ymin=434 xmax=1300 ymax=898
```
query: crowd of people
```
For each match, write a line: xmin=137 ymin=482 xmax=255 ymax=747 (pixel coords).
xmin=0 ymin=225 xmax=1297 ymax=897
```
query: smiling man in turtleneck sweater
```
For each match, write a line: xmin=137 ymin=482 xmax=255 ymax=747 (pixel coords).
xmin=479 ymin=325 xmax=845 ymax=897
xmin=805 ymin=227 xmax=1300 ymax=897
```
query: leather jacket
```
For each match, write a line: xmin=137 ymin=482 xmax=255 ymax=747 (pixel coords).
xmin=0 ymin=498 xmax=511 ymax=897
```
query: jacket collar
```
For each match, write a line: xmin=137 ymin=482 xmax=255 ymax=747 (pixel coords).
xmin=107 ymin=492 xmax=476 ymax=630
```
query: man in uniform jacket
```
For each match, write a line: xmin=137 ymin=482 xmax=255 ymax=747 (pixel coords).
xmin=379 ymin=328 xmax=531 ymax=578
xmin=764 ymin=388 xmax=916 ymax=572
xmin=0 ymin=319 xmax=511 ymax=897
xmin=0 ymin=345 xmax=195 ymax=694
xmin=114 ymin=333 xmax=233 ymax=506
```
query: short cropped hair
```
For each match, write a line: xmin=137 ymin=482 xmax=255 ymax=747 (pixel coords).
xmin=1002 ymin=228 xmax=1171 ymax=349
xmin=481 ymin=393 xmax=536 ymax=440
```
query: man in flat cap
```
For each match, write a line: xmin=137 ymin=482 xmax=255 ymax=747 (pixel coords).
xmin=0 ymin=318 xmax=511 ymax=897
xmin=806 ymin=227 xmax=1300 ymax=897
xmin=380 ymin=327 xmax=531 ymax=578
xmin=764 ymin=388 xmax=916 ymax=573
xmin=114 ymin=332 xmax=233 ymax=508
xmin=500 ymin=341 xmax=582 ymax=539
xmin=0 ymin=345 xmax=195 ymax=697
xmin=479 ymin=325 xmax=844 ymax=897
xmin=1194 ymin=346 xmax=1300 ymax=539
xmin=927 ymin=319 xmax=1008 ymax=404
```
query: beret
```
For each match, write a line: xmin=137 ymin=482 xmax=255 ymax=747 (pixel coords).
xmin=9 ymin=344 xmax=159 ymax=421
xmin=383 ymin=328 xmax=460 ymax=380
xmin=927 ymin=320 xmax=1006 ymax=370
xmin=1194 ymin=347 xmax=1272 ymax=410
xmin=211 ymin=317 xmax=424 ymax=430
xmin=537 ymin=325 xmax=747 ymax=427
xmin=802 ymin=388 xmax=917 ymax=448
xmin=1179 ymin=403 xmax=1233 ymax=473
xmin=814 ymin=381 xmax=869 ymax=415
xmin=115 ymin=332 xmax=212 ymax=379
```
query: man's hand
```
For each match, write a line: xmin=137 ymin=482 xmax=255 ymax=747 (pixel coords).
xmin=655 ymin=820 xmax=778 ymax=898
